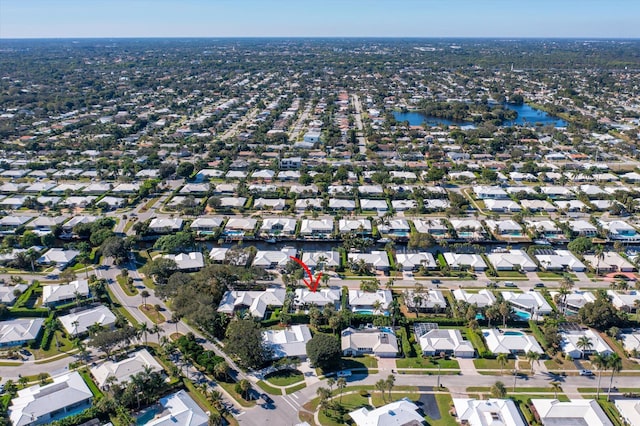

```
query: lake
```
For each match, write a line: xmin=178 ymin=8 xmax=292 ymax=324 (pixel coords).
xmin=394 ymin=103 xmax=566 ymax=127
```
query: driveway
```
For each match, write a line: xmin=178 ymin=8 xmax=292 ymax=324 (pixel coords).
xmin=417 ymin=387 xmax=440 ymax=419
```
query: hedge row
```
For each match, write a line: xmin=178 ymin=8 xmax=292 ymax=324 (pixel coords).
xmin=8 ymin=308 xmax=49 ymax=317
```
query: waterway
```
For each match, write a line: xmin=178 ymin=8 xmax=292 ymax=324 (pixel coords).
xmin=394 ymin=103 xmax=566 ymax=128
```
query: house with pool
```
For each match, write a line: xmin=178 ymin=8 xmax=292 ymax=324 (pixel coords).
xmin=487 ymin=250 xmax=537 ymax=272
xmin=348 ymin=289 xmax=392 ymax=315
xmin=560 ymin=328 xmax=613 ymax=359
xmin=501 ymin=291 xmax=553 ymax=319
xmin=341 ymin=326 xmax=399 ymax=358
xmin=482 ymin=329 xmax=544 ymax=355
xmin=453 ymin=289 xmax=497 ymax=308
xmin=416 ymin=326 xmax=475 ymax=358
xmin=444 ymin=252 xmax=488 ymax=272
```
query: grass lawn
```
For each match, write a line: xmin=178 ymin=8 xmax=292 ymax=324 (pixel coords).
xmin=106 ymin=286 xmax=139 ymax=326
xmin=473 ymin=358 xmax=516 ymax=370
xmin=318 ymin=393 xmax=370 ymax=426
xmin=79 ymin=369 xmax=103 ymax=399
xmin=256 ymin=380 xmax=282 ymax=395
xmin=31 ymin=330 xmax=76 ymax=360
xmin=116 ymin=275 xmax=138 ymax=296
xmin=139 ymin=304 xmax=166 ymax=324
xmin=343 ymin=356 xmax=378 ymax=368
xmin=265 ymin=369 xmax=304 ymax=386
xmin=371 ymin=391 xmax=418 ymax=407
xmin=544 ymin=356 xmax=576 ymax=371
xmin=142 ymin=276 xmax=156 ymax=290
xmin=285 ymin=382 xmax=307 ymax=394
xmin=217 ymin=380 xmax=257 ymax=408
xmin=428 ymin=393 xmax=458 ymax=426
xmin=496 ymin=271 xmax=527 ymax=278
xmin=396 ymin=357 xmax=460 ymax=369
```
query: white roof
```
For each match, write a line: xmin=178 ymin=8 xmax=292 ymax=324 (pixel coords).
xmin=502 ymin=291 xmax=552 ymax=314
xmin=0 ymin=318 xmax=44 ymax=345
xmin=149 ymin=217 xmax=183 ymax=230
xmin=348 ymin=289 xmax=392 ymax=310
xmin=300 ymin=218 xmax=334 ymax=234
xmin=485 ymin=219 xmax=523 ymax=232
xmin=42 ymin=279 xmax=89 ymax=304
xmin=294 ymin=288 xmax=341 ymax=307
xmin=535 ymin=249 xmax=586 ymax=271
xmin=620 ymin=332 xmax=640 ymax=352
xmin=341 ymin=327 xmax=399 ymax=355
xmin=453 ymin=398 xmax=526 ymax=426
xmin=146 ymin=390 xmax=208 ymax=426
xmin=59 ymin=305 xmax=117 ymax=336
xmin=487 ymin=250 xmax=537 ymax=271
xmin=253 ymin=248 xmax=297 ymax=267
xmin=444 ymin=252 xmax=487 ymax=270
xmin=396 ymin=252 xmax=437 ymax=269
xmin=482 ymin=328 xmax=544 ymax=354
xmin=9 ymin=372 xmax=93 ymax=426
xmin=338 ymin=219 xmax=372 ymax=232
xmin=218 ymin=288 xmax=286 ymax=318
xmin=349 ymin=399 xmax=423 ymax=426
xmin=560 ymin=329 xmax=613 ymax=357
xmin=404 ymin=290 xmax=446 ymax=310
xmin=263 ymin=325 xmax=313 ymax=359
xmin=348 ymin=251 xmax=390 ymax=269
xmin=164 ymin=252 xmax=205 ymax=270
xmin=0 ymin=283 xmax=28 ymax=304
xmin=584 ymin=252 xmax=635 ymax=272
xmin=419 ymin=329 xmax=474 ymax=355
xmin=412 ymin=219 xmax=448 ymax=233
xmin=301 ymin=251 xmax=341 ymax=268
xmin=91 ymin=348 xmax=164 ymax=388
xmin=615 ymin=399 xmax=640 ymax=426
xmin=225 ymin=217 xmax=257 ymax=230
xmin=261 ymin=217 xmax=297 ymax=233
xmin=450 ymin=219 xmax=483 ymax=231
xmin=190 ymin=217 xmax=223 ymax=229
xmin=209 ymin=247 xmax=229 ymax=262
xmin=531 ymin=399 xmax=613 ymax=426
xmin=453 ymin=289 xmax=496 ymax=307
xmin=484 ymin=200 xmax=522 ymax=211
xmin=525 ymin=220 xmax=560 ymax=232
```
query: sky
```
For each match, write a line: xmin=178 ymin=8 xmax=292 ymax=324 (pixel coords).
xmin=1 ymin=0 xmax=639 ymax=39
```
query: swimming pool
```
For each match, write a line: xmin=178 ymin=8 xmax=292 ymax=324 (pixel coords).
xmin=513 ymin=309 xmax=531 ymax=321
xmin=354 ymin=309 xmax=389 ymax=316
xmin=136 ymin=407 xmax=161 ymax=425
xmin=475 ymin=313 xmax=485 ymax=320
xmin=503 ymin=331 xmax=525 ymax=336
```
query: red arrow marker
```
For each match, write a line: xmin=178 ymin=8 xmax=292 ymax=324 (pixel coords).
xmin=289 ymin=256 xmax=323 ymax=292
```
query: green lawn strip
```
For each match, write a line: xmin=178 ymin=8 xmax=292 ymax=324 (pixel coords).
xmin=265 ymin=369 xmax=305 ymax=386
xmin=31 ymin=330 xmax=76 ymax=359
xmin=256 ymin=380 xmax=283 ymax=395
xmin=285 ymin=382 xmax=307 ymax=394
xmin=598 ymin=399 xmax=626 ymax=426
xmin=467 ymin=386 xmax=560 ymax=393
xmin=318 ymin=392 xmax=370 ymax=426
xmin=600 ymin=333 xmax=640 ymax=370
xmin=370 ymin=391 xmax=419 ymax=407
xmin=429 ymin=393 xmax=458 ymax=426
xmin=34 ymin=352 xmax=78 ymax=364
xmin=79 ymin=369 xmax=103 ymax=399
xmin=395 ymin=357 xmax=460 ymax=369
xmin=116 ymin=275 xmax=138 ymax=296
xmin=105 ymin=286 xmax=140 ymax=326
xmin=544 ymin=356 xmax=576 ymax=370
xmin=142 ymin=276 xmax=156 ymax=290
xmin=473 ymin=358 xmax=516 ymax=370
xmin=397 ymin=370 xmax=460 ymax=375
xmin=578 ymin=387 xmax=640 ymax=393
xmin=217 ymin=380 xmax=257 ymax=408
xmin=0 ymin=361 xmax=22 ymax=366
xmin=465 ymin=328 xmax=488 ymax=353
xmin=139 ymin=304 xmax=166 ymax=324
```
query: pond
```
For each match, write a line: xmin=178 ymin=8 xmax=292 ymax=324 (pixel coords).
xmin=394 ymin=103 xmax=566 ymax=127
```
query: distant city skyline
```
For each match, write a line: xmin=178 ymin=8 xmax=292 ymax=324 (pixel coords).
xmin=1 ymin=0 xmax=639 ymax=39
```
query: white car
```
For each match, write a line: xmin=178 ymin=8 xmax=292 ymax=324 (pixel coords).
xmin=336 ymin=370 xmax=352 ymax=378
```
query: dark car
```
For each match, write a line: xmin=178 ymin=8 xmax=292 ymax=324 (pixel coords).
xmin=431 ymin=279 xmax=442 ymax=284
xmin=535 ymin=283 xmax=545 ymax=288
xmin=261 ymin=393 xmax=273 ymax=404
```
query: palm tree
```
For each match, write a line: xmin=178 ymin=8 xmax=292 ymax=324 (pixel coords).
xmin=550 ymin=381 xmax=561 ymax=398
xmin=576 ymin=336 xmax=593 ymax=359
xmin=337 ymin=377 xmax=347 ymax=403
xmin=499 ymin=302 xmax=511 ymax=327
xmin=214 ymin=361 xmax=230 ymax=381
xmin=71 ymin=320 xmax=80 ymax=337
xmin=592 ymin=353 xmax=608 ymax=400
xmin=316 ymin=387 xmax=331 ymax=415
xmin=140 ymin=290 xmax=150 ymax=308
xmin=327 ymin=377 xmax=335 ymax=395
xmin=208 ymin=411 xmax=223 ymax=426
xmin=526 ymin=351 xmax=540 ymax=374
xmin=239 ymin=379 xmax=251 ymax=400
xmin=375 ymin=379 xmax=387 ymax=403
xmin=594 ymin=244 xmax=605 ymax=276
xmin=138 ymin=322 xmax=150 ymax=346
xmin=607 ymin=353 xmax=622 ymax=401
xmin=497 ymin=353 xmax=508 ymax=375
xmin=385 ymin=374 xmax=395 ymax=400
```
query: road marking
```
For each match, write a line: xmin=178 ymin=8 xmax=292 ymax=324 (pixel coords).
xmin=236 ymin=411 xmax=246 ymax=417
xmin=291 ymin=393 xmax=299 ymax=399
xmin=287 ymin=395 xmax=300 ymax=407
xmin=282 ymin=396 xmax=299 ymax=411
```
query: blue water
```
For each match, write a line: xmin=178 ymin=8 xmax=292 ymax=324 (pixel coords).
xmin=354 ymin=309 xmax=389 ymax=316
xmin=513 ymin=309 xmax=531 ymax=321
xmin=137 ymin=407 xmax=160 ymax=425
xmin=379 ymin=326 xmax=395 ymax=334
xmin=394 ymin=103 xmax=566 ymax=128
xmin=475 ymin=313 xmax=485 ymax=320
xmin=503 ymin=331 xmax=524 ymax=336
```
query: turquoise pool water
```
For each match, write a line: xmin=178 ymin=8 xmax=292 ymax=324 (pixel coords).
xmin=513 ymin=309 xmax=531 ymax=321
xmin=503 ymin=331 xmax=525 ymax=336
xmin=354 ymin=309 xmax=389 ymax=316
xmin=475 ymin=313 xmax=485 ymax=320
xmin=136 ymin=407 xmax=161 ymax=425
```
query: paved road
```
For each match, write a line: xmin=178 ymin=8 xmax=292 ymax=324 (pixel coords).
xmin=351 ymin=94 xmax=368 ymax=155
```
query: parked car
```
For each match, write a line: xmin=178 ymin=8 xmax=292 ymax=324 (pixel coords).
xmin=431 ymin=279 xmax=441 ymax=284
xmin=504 ymin=282 xmax=517 ymax=288
xmin=579 ymin=369 xmax=593 ymax=376
xmin=487 ymin=282 xmax=498 ymax=288
xmin=337 ymin=370 xmax=352 ymax=378
xmin=535 ymin=282 xmax=545 ymax=288
xmin=261 ymin=393 xmax=273 ymax=404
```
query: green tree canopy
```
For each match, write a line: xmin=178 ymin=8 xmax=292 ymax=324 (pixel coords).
xmin=225 ymin=319 xmax=271 ymax=369
xmin=306 ymin=332 xmax=341 ymax=371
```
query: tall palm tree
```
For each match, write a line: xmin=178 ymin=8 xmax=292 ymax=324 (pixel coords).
xmin=375 ymin=379 xmax=387 ymax=403
xmin=239 ymin=379 xmax=251 ymax=400
xmin=576 ymin=336 xmax=593 ymax=359
xmin=336 ymin=377 xmax=347 ymax=403
xmin=497 ymin=353 xmax=508 ymax=375
xmin=526 ymin=351 xmax=540 ymax=374
xmin=326 ymin=377 xmax=335 ymax=395
xmin=138 ymin=322 xmax=150 ymax=346
xmin=594 ymin=244 xmax=605 ymax=276
xmin=386 ymin=374 xmax=395 ymax=400
xmin=607 ymin=353 xmax=622 ymax=401
xmin=592 ymin=353 xmax=608 ymax=400
xmin=550 ymin=381 xmax=561 ymax=398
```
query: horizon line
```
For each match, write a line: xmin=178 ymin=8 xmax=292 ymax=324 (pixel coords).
xmin=2 ymin=36 xmax=640 ymax=41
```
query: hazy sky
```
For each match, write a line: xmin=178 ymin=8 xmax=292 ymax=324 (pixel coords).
xmin=1 ymin=0 xmax=639 ymax=39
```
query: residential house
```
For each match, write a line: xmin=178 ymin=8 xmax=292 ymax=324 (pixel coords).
xmin=91 ymin=348 xmax=164 ymax=389
xmin=484 ymin=199 xmax=522 ymax=213
xmin=294 ymin=288 xmax=341 ymax=309
xmin=502 ymin=291 xmax=553 ymax=316
xmin=359 ymin=199 xmax=388 ymax=212
xmin=482 ymin=328 xmax=544 ymax=355
xmin=223 ymin=218 xmax=257 ymax=236
xmin=614 ymin=399 xmax=640 ymax=426
xmin=338 ymin=219 xmax=372 ymax=235
xmin=531 ymin=399 xmax=613 ymax=426
xmin=295 ymin=198 xmax=323 ymax=211
xmin=487 ymin=249 xmax=537 ymax=272
xmin=412 ymin=218 xmax=448 ymax=239
xmin=560 ymin=329 xmax=613 ymax=359
xmin=444 ymin=253 xmax=487 ymax=271
xmin=600 ymin=220 xmax=640 ymax=242
xmin=163 ymin=252 xmax=205 ymax=271
xmin=348 ymin=290 xmax=393 ymax=314
xmin=0 ymin=283 xmax=28 ymax=305
xmin=450 ymin=219 xmax=485 ymax=240
xmin=329 ymin=199 xmax=357 ymax=211
xmin=253 ymin=247 xmax=297 ymax=269
xmin=551 ymin=291 xmax=596 ymax=313
xmin=453 ymin=399 xmax=526 ymax=426
xmin=341 ymin=326 xmax=399 ymax=358
xmin=9 ymin=371 xmax=93 ymax=426
xmin=263 ymin=325 xmax=313 ymax=360
xmin=566 ymin=219 xmax=598 ymax=236
xmin=396 ymin=252 xmax=437 ymax=271
xmin=0 ymin=318 xmax=44 ymax=347
xmin=520 ymin=199 xmax=557 ymax=212
xmin=534 ymin=249 xmax=586 ymax=272
xmin=606 ymin=290 xmax=640 ymax=312
xmin=38 ymin=248 xmax=80 ymax=269
xmin=473 ymin=185 xmax=508 ymax=199
xmin=299 ymin=218 xmax=334 ymax=238
xmin=452 ymin=289 xmax=496 ymax=308
xmin=254 ymin=198 xmax=286 ymax=210
xmin=378 ymin=219 xmax=411 ymax=238
xmin=217 ymin=288 xmax=286 ymax=319
xmin=42 ymin=279 xmax=89 ymax=306
xmin=485 ymin=219 xmax=525 ymax=237
xmin=584 ymin=252 xmax=635 ymax=273
xmin=404 ymin=290 xmax=447 ymax=313
xmin=190 ymin=217 xmax=223 ymax=235
xmin=348 ymin=251 xmax=390 ymax=271
xmin=59 ymin=305 xmax=117 ymax=336
xmin=349 ymin=399 xmax=424 ymax=426
xmin=148 ymin=218 xmax=184 ymax=234
xmin=144 ymin=390 xmax=208 ymax=426
xmin=417 ymin=327 xmax=475 ymax=358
